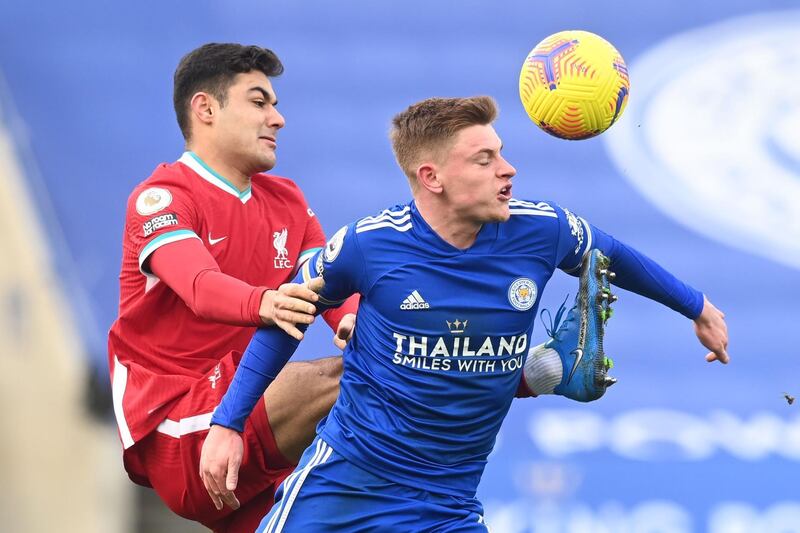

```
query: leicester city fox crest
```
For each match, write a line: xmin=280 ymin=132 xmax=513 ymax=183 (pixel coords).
xmin=508 ymin=277 xmax=537 ymax=311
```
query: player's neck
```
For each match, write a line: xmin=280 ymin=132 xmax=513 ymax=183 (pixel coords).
xmin=187 ymin=146 xmax=252 ymax=192
xmin=415 ymin=198 xmax=481 ymax=250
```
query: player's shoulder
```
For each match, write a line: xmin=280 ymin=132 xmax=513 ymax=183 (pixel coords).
xmin=500 ymin=198 xmax=566 ymax=240
xmin=126 ymin=161 xmax=193 ymax=211
xmin=133 ymin=160 xmax=188 ymax=188
xmin=352 ymin=203 xmax=412 ymax=239
xmin=507 ymin=198 xmax=562 ymax=225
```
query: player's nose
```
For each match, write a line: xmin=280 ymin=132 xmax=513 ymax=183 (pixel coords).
xmin=269 ymin=107 xmax=286 ymax=130
xmin=498 ymin=155 xmax=516 ymax=179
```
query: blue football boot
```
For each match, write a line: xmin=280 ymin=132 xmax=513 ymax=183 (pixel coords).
xmin=546 ymin=249 xmax=617 ymax=402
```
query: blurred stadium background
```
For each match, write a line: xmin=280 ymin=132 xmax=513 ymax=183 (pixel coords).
xmin=1 ymin=1 xmax=798 ymax=531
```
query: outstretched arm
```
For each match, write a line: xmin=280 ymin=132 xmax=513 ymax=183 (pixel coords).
xmin=553 ymin=205 xmax=729 ymax=364
xmin=588 ymin=226 xmax=729 ymax=364
xmin=518 ymin=206 xmax=730 ymax=402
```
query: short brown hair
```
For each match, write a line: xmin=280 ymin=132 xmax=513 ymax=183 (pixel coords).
xmin=390 ymin=96 xmax=498 ymax=181
xmin=173 ymin=43 xmax=284 ymax=140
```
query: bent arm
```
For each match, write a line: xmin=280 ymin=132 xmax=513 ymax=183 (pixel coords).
xmin=211 ymin=325 xmax=305 ymax=432
xmin=149 ymin=238 xmax=266 ymax=325
xmin=588 ymin=226 xmax=728 ymax=363
xmin=211 ymin=250 xmax=353 ymax=432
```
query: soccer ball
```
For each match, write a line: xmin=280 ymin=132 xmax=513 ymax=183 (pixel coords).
xmin=519 ymin=30 xmax=630 ymax=140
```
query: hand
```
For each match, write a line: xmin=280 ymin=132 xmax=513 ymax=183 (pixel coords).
xmin=259 ymin=277 xmax=326 ymax=340
xmin=333 ymin=313 xmax=356 ymax=350
xmin=199 ymin=425 xmax=243 ymax=511
xmin=693 ymin=296 xmax=729 ymax=364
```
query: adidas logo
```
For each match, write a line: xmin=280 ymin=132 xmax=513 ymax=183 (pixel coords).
xmin=400 ymin=290 xmax=430 ymax=310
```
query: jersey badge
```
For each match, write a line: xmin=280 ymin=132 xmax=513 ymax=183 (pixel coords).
xmin=135 ymin=187 xmax=173 ymax=215
xmin=324 ymin=226 xmax=348 ymax=263
xmin=273 ymin=228 xmax=292 ymax=269
xmin=508 ymin=278 xmax=537 ymax=311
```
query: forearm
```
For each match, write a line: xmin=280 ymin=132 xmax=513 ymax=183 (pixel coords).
xmin=591 ymin=227 xmax=703 ymax=319
xmin=210 ymin=326 xmax=303 ymax=432
xmin=193 ymin=270 xmax=266 ymax=325
xmin=211 ymin=257 xmax=352 ymax=430
xmin=150 ymin=239 xmax=265 ymax=325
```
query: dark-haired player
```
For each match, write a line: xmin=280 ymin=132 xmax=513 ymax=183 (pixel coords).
xmin=108 ymin=43 xmax=357 ymax=532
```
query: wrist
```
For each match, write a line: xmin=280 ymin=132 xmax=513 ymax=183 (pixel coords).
xmin=258 ymin=290 xmax=277 ymax=325
xmin=693 ymin=295 xmax=711 ymax=324
xmin=210 ymin=422 xmax=241 ymax=434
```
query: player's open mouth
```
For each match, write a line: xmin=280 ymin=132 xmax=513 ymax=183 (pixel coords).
xmin=498 ymin=185 xmax=512 ymax=201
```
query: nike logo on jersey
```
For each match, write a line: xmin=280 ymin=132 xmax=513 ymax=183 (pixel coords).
xmin=567 ymin=348 xmax=583 ymax=384
xmin=400 ymin=290 xmax=430 ymax=310
xmin=208 ymin=233 xmax=227 ymax=245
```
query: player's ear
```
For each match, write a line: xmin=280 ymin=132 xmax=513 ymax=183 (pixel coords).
xmin=416 ymin=163 xmax=443 ymax=194
xmin=190 ymin=92 xmax=216 ymax=126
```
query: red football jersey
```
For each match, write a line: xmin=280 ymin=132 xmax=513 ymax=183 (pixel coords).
xmin=109 ymin=152 xmax=325 ymax=448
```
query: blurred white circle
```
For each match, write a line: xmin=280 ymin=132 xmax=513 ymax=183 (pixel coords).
xmin=604 ymin=11 xmax=800 ymax=270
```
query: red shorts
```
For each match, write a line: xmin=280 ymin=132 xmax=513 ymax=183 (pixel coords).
xmin=125 ymin=352 xmax=295 ymax=532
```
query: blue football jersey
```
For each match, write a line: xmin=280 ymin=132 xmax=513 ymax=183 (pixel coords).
xmin=304 ymin=199 xmax=591 ymax=497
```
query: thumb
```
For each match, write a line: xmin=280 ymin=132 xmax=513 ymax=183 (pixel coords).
xmin=333 ymin=335 xmax=347 ymax=350
xmin=337 ymin=314 xmax=356 ymax=337
xmin=306 ymin=276 xmax=325 ymax=294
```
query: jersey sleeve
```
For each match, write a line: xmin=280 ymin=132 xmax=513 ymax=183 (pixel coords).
xmin=298 ymin=223 xmax=366 ymax=308
xmin=553 ymin=204 xmax=593 ymax=273
xmin=124 ymin=182 xmax=200 ymax=274
xmin=321 ymin=294 xmax=360 ymax=332
xmin=553 ymin=204 xmax=703 ymax=319
xmin=293 ymin=198 xmax=359 ymax=330
xmin=588 ymin=226 xmax=704 ymax=319
xmin=149 ymin=238 xmax=266 ymax=326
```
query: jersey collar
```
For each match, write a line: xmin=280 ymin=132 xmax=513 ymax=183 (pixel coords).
xmin=410 ymin=201 xmax=498 ymax=255
xmin=178 ymin=152 xmax=253 ymax=204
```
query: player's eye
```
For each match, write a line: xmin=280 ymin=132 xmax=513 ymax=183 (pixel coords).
xmin=253 ymin=100 xmax=266 ymax=108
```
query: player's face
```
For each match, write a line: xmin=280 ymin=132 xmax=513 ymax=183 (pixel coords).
xmin=438 ymin=124 xmax=516 ymax=224
xmin=214 ymin=71 xmax=285 ymax=173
